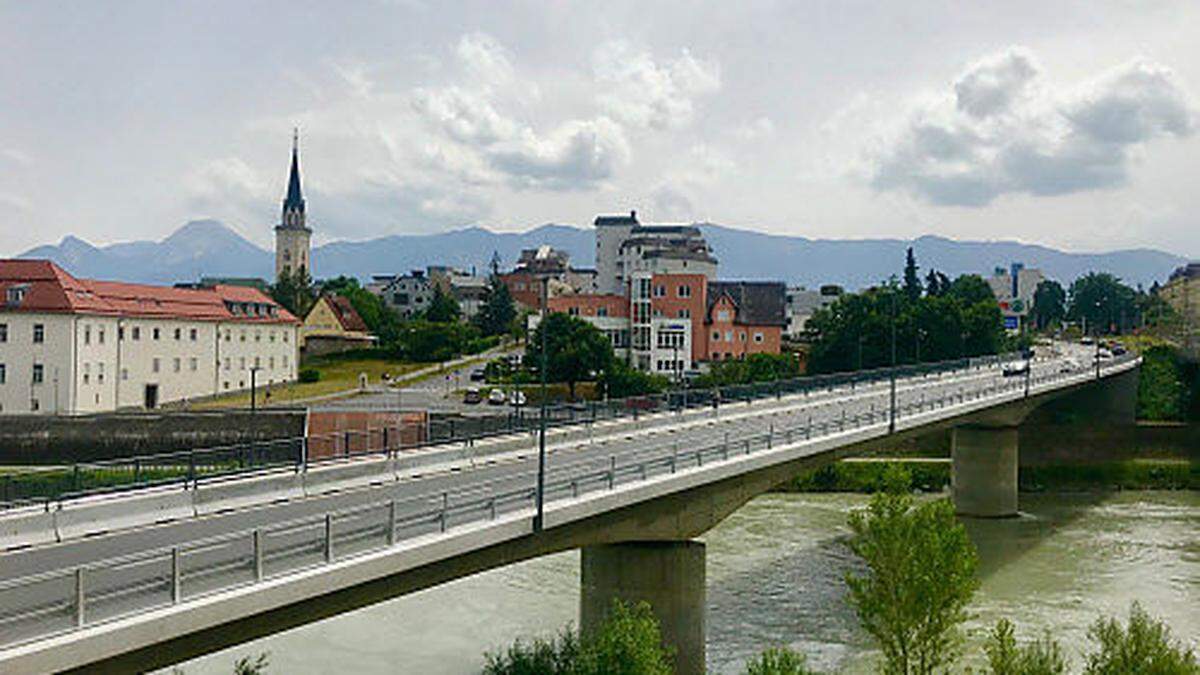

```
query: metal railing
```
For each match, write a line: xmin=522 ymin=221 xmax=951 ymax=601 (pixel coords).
xmin=0 ymin=353 xmax=1138 ymax=651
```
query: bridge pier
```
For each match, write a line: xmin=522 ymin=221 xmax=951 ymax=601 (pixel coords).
xmin=951 ymin=425 xmax=1018 ymax=518
xmin=580 ymin=540 xmax=706 ymax=675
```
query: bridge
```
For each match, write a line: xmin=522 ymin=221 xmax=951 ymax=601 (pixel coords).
xmin=0 ymin=345 xmax=1139 ymax=674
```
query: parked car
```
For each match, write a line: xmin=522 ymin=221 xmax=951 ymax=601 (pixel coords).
xmin=1112 ymin=345 xmax=1128 ymax=356
xmin=508 ymin=390 xmax=527 ymax=407
xmin=1002 ymin=359 xmax=1030 ymax=377
xmin=1059 ymin=358 xmax=1080 ymax=374
xmin=469 ymin=368 xmax=486 ymax=382
xmin=487 ymin=388 xmax=507 ymax=405
xmin=463 ymin=388 xmax=482 ymax=405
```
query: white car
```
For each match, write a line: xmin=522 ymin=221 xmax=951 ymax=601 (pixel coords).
xmin=487 ymin=388 xmax=508 ymax=405
xmin=1002 ymin=359 xmax=1030 ymax=377
xmin=508 ymin=390 xmax=528 ymax=407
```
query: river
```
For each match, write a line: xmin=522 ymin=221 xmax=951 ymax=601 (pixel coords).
xmin=181 ymin=491 xmax=1199 ymax=674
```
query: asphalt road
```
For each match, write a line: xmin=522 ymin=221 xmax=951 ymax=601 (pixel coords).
xmin=0 ymin=343 xmax=1117 ymax=647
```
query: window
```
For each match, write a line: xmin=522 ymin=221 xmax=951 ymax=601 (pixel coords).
xmin=678 ymin=309 xmax=690 ymax=319
xmin=224 ymin=358 xmax=231 ymax=371
xmin=678 ymin=285 xmax=691 ymax=298
xmin=725 ymin=330 xmax=733 ymax=341
xmin=30 ymin=399 xmax=39 ymax=412
xmin=84 ymin=325 xmax=91 ymax=345
xmin=32 ymin=364 xmax=44 ymax=384
xmin=189 ymin=328 xmax=197 ymax=341
xmin=152 ymin=358 xmax=160 ymax=373
xmin=269 ymin=332 xmax=276 ymax=342
xmin=255 ymin=332 xmax=261 ymax=342
xmin=717 ymin=310 xmax=730 ymax=321
xmin=282 ymin=355 xmax=289 ymax=368
xmin=754 ymin=332 xmax=764 ymax=343
xmin=0 ymin=363 xmax=6 ymax=384
xmin=239 ymin=357 xmax=246 ymax=370
xmin=33 ymin=324 xmax=44 ymax=343
xmin=83 ymin=363 xmax=90 ymax=384
xmin=174 ymin=328 xmax=181 ymax=340
xmin=654 ymin=285 xmax=666 ymax=298
xmin=153 ymin=327 xmax=160 ymax=340
xmin=223 ymin=381 xmax=230 ymax=390
xmin=98 ymin=328 xmax=105 ymax=344
xmin=712 ymin=331 xmax=720 ymax=341
xmin=597 ymin=307 xmax=608 ymax=317
xmin=97 ymin=363 xmax=104 ymax=383
xmin=132 ymin=326 xmax=141 ymax=341
xmin=240 ymin=331 xmax=246 ymax=342
xmin=282 ymin=332 xmax=289 ymax=343
xmin=119 ymin=326 xmax=125 ymax=341
xmin=173 ymin=358 xmax=181 ymax=373
xmin=568 ymin=307 xmax=580 ymax=316
xmin=224 ymin=330 xmax=231 ymax=341
xmin=189 ymin=358 xmax=198 ymax=371
xmin=269 ymin=357 xmax=275 ymax=369
xmin=393 ymin=293 xmax=409 ymax=305
xmin=254 ymin=356 xmax=261 ymax=368
xmin=121 ymin=368 xmax=128 ymax=381
xmin=740 ymin=331 xmax=747 ymax=342
xmin=0 ymin=323 xmax=7 ymax=342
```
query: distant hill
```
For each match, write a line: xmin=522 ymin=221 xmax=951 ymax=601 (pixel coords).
xmin=17 ymin=219 xmax=1188 ymax=290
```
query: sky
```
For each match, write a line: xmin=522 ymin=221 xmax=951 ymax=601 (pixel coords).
xmin=1 ymin=1 xmax=1198 ymax=258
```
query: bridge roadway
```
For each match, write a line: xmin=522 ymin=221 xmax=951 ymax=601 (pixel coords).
xmin=0 ymin=345 xmax=1135 ymax=673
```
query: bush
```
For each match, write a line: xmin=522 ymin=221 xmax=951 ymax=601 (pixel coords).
xmin=744 ymin=646 xmax=818 ymax=675
xmin=233 ymin=652 xmax=270 ymax=675
xmin=1083 ymin=602 xmax=1198 ymax=674
xmin=298 ymin=369 xmax=320 ymax=383
xmin=1137 ymin=346 xmax=1189 ymax=421
xmin=483 ymin=629 xmax=580 ymax=675
xmin=984 ymin=619 xmax=1067 ymax=675
xmin=603 ymin=361 xmax=669 ymax=398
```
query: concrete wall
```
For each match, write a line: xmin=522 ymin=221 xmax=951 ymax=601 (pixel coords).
xmin=0 ymin=410 xmax=306 ymax=464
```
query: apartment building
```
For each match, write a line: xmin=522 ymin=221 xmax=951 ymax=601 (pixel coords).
xmin=0 ymin=260 xmax=299 ymax=414
xmin=593 ymin=211 xmax=717 ymax=295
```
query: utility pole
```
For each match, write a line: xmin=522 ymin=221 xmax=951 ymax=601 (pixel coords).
xmin=889 ymin=290 xmax=897 ymax=433
xmin=250 ymin=366 xmax=260 ymax=413
xmin=534 ymin=276 xmax=549 ymax=532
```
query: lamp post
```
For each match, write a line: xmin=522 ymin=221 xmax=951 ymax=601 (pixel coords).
xmin=249 ymin=366 xmax=261 ymax=413
xmin=534 ymin=276 xmax=549 ymax=532
xmin=889 ymin=290 xmax=898 ymax=433
xmin=1094 ymin=299 xmax=1102 ymax=379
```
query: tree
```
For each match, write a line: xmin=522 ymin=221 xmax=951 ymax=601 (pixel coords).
xmin=476 ymin=272 xmax=518 ymax=337
xmin=270 ymin=268 xmax=316 ymax=318
xmin=1067 ymin=273 xmax=1137 ymax=335
xmin=744 ymin=646 xmax=818 ymax=675
xmin=984 ymin=619 xmax=1067 ymax=675
xmin=947 ymin=274 xmax=996 ymax=306
xmin=601 ymin=360 xmax=669 ymax=398
xmin=575 ymin=600 xmax=673 ymax=675
xmin=925 ymin=269 xmax=950 ymax=297
xmin=1083 ymin=602 xmax=1198 ymax=675
xmin=1031 ymin=280 xmax=1066 ymax=331
xmin=527 ymin=313 xmax=614 ymax=400
xmin=483 ymin=629 xmax=580 ymax=675
xmin=903 ymin=247 xmax=922 ymax=302
xmin=424 ymin=284 xmax=462 ymax=323
xmin=319 ymin=276 xmax=402 ymax=345
xmin=845 ymin=466 xmax=979 ymax=675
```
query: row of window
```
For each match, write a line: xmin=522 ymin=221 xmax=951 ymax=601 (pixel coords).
xmin=654 ymin=359 xmax=685 ymax=373
xmin=711 ymin=330 xmax=765 ymax=343
xmin=565 ymin=306 xmax=612 ymax=318
xmin=652 ymin=285 xmax=692 ymax=299
xmin=0 ymin=323 xmax=41 ymax=343
xmin=650 ymin=308 xmax=690 ymax=319
xmin=0 ymin=354 xmax=291 ymax=388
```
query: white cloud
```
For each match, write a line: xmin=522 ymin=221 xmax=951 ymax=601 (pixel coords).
xmin=593 ymin=41 xmax=720 ymax=130
xmin=868 ymin=48 xmax=1197 ymax=206
xmin=455 ymin=32 xmax=514 ymax=87
xmin=733 ymin=116 xmax=775 ymax=142
xmin=412 ymin=85 xmax=518 ymax=144
xmin=489 ymin=116 xmax=630 ymax=190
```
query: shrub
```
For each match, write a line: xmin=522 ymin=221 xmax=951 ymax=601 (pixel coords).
xmin=298 ymin=369 xmax=320 ymax=383
xmin=575 ymin=600 xmax=673 ymax=675
xmin=483 ymin=629 xmax=579 ymax=675
xmin=233 ymin=652 xmax=270 ymax=675
xmin=845 ymin=465 xmax=979 ymax=675
xmin=984 ymin=619 xmax=1067 ymax=675
xmin=1083 ymin=602 xmax=1198 ymax=675
xmin=744 ymin=646 xmax=819 ymax=675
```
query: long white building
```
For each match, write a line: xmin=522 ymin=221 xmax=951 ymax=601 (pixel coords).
xmin=0 ymin=260 xmax=299 ymax=414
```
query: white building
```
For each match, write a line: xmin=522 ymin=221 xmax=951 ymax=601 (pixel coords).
xmin=987 ymin=263 xmax=1045 ymax=332
xmin=0 ymin=260 xmax=300 ymax=414
xmin=593 ymin=211 xmax=718 ymax=295
xmin=785 ymin=285 xmax=843 ymax=338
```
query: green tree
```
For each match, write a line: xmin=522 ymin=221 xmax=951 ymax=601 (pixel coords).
xmin=601 ymin=360 xmax=669 ymax=398
xmin=270 ymin=268 xmax=316 ymax=318
xmin=476 ymin=272 xmax=518 ymax=337
xmin=1083 ymin=602 xmax=1198 ymax=675
xmin=527 ymin=313 xmax=614 ymax=400
xmin=845 ymin=466 xmax=979 ymax=675
xmin=1137 ymin=346 xmax=1189 ymax=421
xmin=1067 ymin=273 xmax=1137 ymax=335
xmin=984 ymin=619 xmax=1067 ymax=675
xmin=947 ymin=274 xmax=996 ymax=306
xmin=904 ymin=247 xmax=922 ymax=301
xmin=483 ymin=629 xmax=580 ymax=675
xmin=925 ymin=269 xmax=950 ymax=297
xmin=232 ymin=652 xmax=270 ymax=675
xmin=424 ymin=284 xmax=462 ymax=323
xmin=1030 ymin=280 xmax=1067 ymax=331
xmin=744 ymin=646 xmax=819 ymax=675
xmin=319 ymin=276 xmax=402 ymax=345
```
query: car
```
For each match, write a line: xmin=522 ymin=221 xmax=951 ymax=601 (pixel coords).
xmin=469 ymin=368 xmax=486 ymax=382
xmin=1059 ymin=358 xmax=1079 ymax=374
xmin=508 ymin=390 xmax=527 ymax=407
xmin=1112 ymin=345 xmax=1128 ymax=356
xmin=487 ymin=388 xmax=507 ymax=405
xmin=1002 ymin=359 xmax=1030 ymax=377
xmin=463 ymin=388 xmax=482 ymax=405
xmin=1096 ymin=349 xmax=1113 ymax=361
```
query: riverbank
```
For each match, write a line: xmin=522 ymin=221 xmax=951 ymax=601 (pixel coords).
xmin=777 ymin=457 xmax=1199 ymax=493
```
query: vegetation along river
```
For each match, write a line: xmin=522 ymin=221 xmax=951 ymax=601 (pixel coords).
xmin=181 ymin=491 xmax=1198 ymax=673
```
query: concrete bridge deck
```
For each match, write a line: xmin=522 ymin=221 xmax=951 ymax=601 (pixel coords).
xmin=0 ymin=346 xmax=1139 ymax=674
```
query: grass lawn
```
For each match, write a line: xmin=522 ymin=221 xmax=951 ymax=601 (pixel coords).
xmin=186 ymin=355 xmax=426 ymax=409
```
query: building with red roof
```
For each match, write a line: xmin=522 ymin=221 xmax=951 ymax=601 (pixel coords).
xmin=300 ymin=294 xmax=376 ymax=357
xmin=0 ymin=259 xmax=299 ymax=414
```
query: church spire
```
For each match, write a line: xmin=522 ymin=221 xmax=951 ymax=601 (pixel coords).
xmin=282 ymin=127 xmax=306 ymax=225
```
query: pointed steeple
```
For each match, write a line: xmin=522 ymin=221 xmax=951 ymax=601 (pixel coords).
xmin=281 ymin=128 xmax=307 ymax=228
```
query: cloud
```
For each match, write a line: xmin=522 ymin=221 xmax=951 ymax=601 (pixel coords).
xmin=489 ymin=116 xmax=630 ymax=190
xmin=868 ymin=48 xmax=1197 ymax=206
xmin=733 ymin=116 xmax=776 ymax=142
xmin=412 ymin=85 xmax=518 ymax=144
xmin=455 ymin=32 xmax=514 ymax=86
xmin=593 ymin=41 xmax=720 ymax=130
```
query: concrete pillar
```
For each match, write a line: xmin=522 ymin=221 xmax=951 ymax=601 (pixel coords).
xmin=951 ymin=425 xmax=1018 ymax=518
xmin=580 ymin=540 xmax=706 ymax=675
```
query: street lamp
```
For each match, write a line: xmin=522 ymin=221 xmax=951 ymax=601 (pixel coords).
xmin=534 ymin=275 xmax=549 ymax=532
xmin=249 ymin=366 xmax=261 ymax=413
xmin=889 ymin=289 xmax=898 ymax=433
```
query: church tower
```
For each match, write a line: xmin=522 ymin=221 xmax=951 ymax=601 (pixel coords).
xmin=275 ymin=129 xmax=312 ymax=281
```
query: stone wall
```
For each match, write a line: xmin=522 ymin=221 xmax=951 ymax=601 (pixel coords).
xmin=0 ymin=410 xmax=306 ymax=464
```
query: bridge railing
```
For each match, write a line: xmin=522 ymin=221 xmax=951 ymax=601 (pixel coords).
xmin=0 ymin=349 xmax=1042 ymax=511
xmin=0 ymin=352 xmax=1139 ymax=652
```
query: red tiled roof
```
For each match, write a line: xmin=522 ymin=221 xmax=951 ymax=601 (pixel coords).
xmin=0 ymin=259 xmax=297 ymax=324
xmin=328 ymin=295 xmax=369 ymax=332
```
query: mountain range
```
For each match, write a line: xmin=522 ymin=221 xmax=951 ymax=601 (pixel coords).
xmin=16 ymin=219 xmax=1189 ymax=290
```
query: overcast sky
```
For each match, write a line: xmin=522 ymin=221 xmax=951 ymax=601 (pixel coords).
xmin=2 ymin=1 xmax=1198 ymax=257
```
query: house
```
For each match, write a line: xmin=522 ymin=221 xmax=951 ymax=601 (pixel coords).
xmin=301 ymin=295 xmax=375 ymax=357
xmin=0 ymin=259 xmax=299 ymax=414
